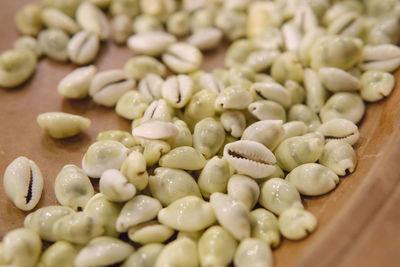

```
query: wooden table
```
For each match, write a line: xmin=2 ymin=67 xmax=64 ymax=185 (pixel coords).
xmin=1 ymin=1 xmax=400 ymax=266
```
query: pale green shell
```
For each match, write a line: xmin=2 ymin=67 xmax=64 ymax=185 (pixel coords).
xmin=15 ymin=4 xmax=43 ymax=36
xmin=39 ymin=241 xmax=78 ymax=267
xmin=167 ymin=11 xmax=190 ymax=37
xmin=143 ymin=140 xmax=171 ymax=166
xmin=122 ymin=243 xmax=164 ymax=267
xmin=14 ymin=36 xmax=42 ymax=57
xmin=76 ymin=2 xmax=109 ymax=40
xmin=99 ymin=169 xmax=136 ymax=202
xmin=215 ymin=85 xmax=253 ymax=112
xmin=110 ymin=0 xmax=140 ymax=18
xmin=193 ymin=117 xmax=225 ymax=159
xmin=124 ymin=56 xmax=167 ymax=80
xmin=319 ymin=92 xmax=365 ymax=124
xmin=38 ymin=29 xmax=69 ymax=62
xmin=220 ymin=110 xmax=246 ymax=138
xmin=168 ymin=119 xmax=193 ymax=148
xmin=288 ymin=104 xmax=321 ymax=132
xmin=120 ymin=151 xmax=149 ymax=191
xmin=304 ymin=68 xmax=328 ymax=113
xmin=116 ymin=90 xmax=149 ymax=120
xmin=154 ymin=237 xmax=199 ymax=267
xmin=42 ymin=0 xmax=81 ymax=17
xmin=159 ymin=146 xmax=207 ymax=170
xmin=133 ymin=15 xmax=163 ymax=33
xmin=278 ymin=208 xmax=317 ymax=240
xmin=248 ymin=100 xmax=287 ymax=122
xmin=183 ymin=89 xmax=216 ymax=130
xmin=227 ymin=174 xmax=260 ymax=210
xmin=250 ymin=208 xmax=280 ymax=248
xmin=271 ymin=52 xmax=304 ymax=84
xmin=37 ymin=112 xmax=91 ymax=139
xmin=128 ymin=221 xmax=174 ymax=244
xmin=57 ymin=65 xmax=97 ymax=99
xmin=241 ymin=120 xmax=284 ymax=151
xmin=360 ymin=70 xmax=395 ymax=102
xmin=198 ymin=156 xmax=232 ymax=198
xmin=319 ymin=140 xmax=357 ymax=176
xmin=234 ymin=238 xmax=273 ymax=267
xmin=97 ymin=130 xmax=136 ymax=148
xmin=215 ymin=8 xmax=247 ymax=41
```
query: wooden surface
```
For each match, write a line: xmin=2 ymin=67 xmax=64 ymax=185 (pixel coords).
xmin=1 ymin=1 xmax=400 ymax=266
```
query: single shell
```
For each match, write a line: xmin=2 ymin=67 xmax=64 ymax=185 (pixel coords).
xmin=111 ymin=15 xmax=133 ymax=44
xmin=0 ymin=48 xmax=37 ymax=88
xmin=162 ymin=42 xmax=203 ymax=74
xmin=245 ymin=49 xmax=280 ymax=73
xmin=183 ymin=89 xmax=216 ymax=130
xmin=317 ymin=118 xmax=359 ymax=145
xmin=159 ymin=146 xmax=207 ymax=170
xmin=97 ymin=129 xmax=136 ymax=148
xmin=210 ymin=192 xmax=251 ymax=240
xmin=3 ymin=156 xmax=43 ymax=211
xmin=304 ymin=68 xmax=328 ymax=113
xmin=116 ymin=195 xmax=162 ymax=232
xmin=158 ymin=196 xmax=217 ymax=231
xmin=139 ymin=0 xmax=177 ymax=20
xmin=84 ymin=193 xmax=122 ymax=237
xmin=250 ymin=208 xmax=280 ymax=248
xmin=248 ymin=100 xmax=287 ymax=122
xmin=259 ymin=178 xmax=303 ymax=215
xmin=278 ymin=208 xmax=317 ymax=240
xmin=361 ymin=44 xmax=400 ymax=72
xmin=37 ymin=112 xmax=91 ymax=139
xmin=13 ymin=36 xmax=42 ymax=57
xmin=234 ymin=238 xmax=273 ymax=267
xmin=250 ymin=82 xmax=291 ymax=108
xmin=53 ymin=212 xmax=104 ymax=244
xmin=38 ymin=28 xmax=70 ymax=62
xmin=214 ymin=8 xmax=246 ymax=41
xmin=55 ymin=164 xmax=94 ymax=211
xmin=198 ymin=156 xmax=232 ymax=198
xmin=293 ymin=4 xmax=318 ymax=33
xmin=76 ymin=1 xmax=109 ymax=40
xmin=227 ymin=174 xmax=260 ymax=210
xmin=275 ymin=133 xmax=325 ymax=172
xmin=42 ymin=0 xmax=81 ymax=17
xmin=15 ymin=4 xmax=43 ymax=36
xmin=281 ymin=121 xmax=308 ymax=142
xmin=124 ymin=56 xmax=167 ymax=80
xmin=188 ymin=27 xmax=223 ymax=51
xmin=228 ymin=65 xmax=255 ymax=90
xmin=198 ymin=226 xmax=238 ymax=267
xmin=138 ymin=73 xmax=164 ymax=102
xmin=57 ymin=65 xmax=97 ymax=99
xmin=241 ymin=120 xmax=284 ymax=151
xmin=39 ymin=241 xmax=78 ymax=267
xmin=142 ymin=99 xmax=174 ymax=123
xmin=67 ymin=30 xmax=100 ymax=65
xmin=99 ymin=169 xmax=136 ymax=202
xmin=298 ymin=27 xmax=326 ymax=66
xmin=122 ymin=243 xmax=164 ymax=267
xmin=319 ymin=140 xmax=357 ymax=176
xmin=154 ymin=237 xmax=199 ymax=267
xmin=161 ymin=74 xmax=193 ymax=108
xmin=24 ymin=206 xmax=74 ymax=242
xmin=319 ymin=92 xmax=365 ymax=124
xmin=120 ymin=151 xmax=149 ymax=191
xmin=252 ymin=26 xmax=283 ymax=51
xmin=319 ymin=67 xmax=361 ymax=92
xmin=247 ymin=2 xmax=282 ymax=37
xmin=169 ymin=119 xmax=193 ymax=148
xmin=271 ymin=52 xmax=304 ymax=84
xmin=110 ymin=0 xmax=140 ymax=18
xmin=328 ymin=12 xmax=363 ymax=37
xmin=128 ymin=221 xmax=174 ymax=244
xmin=282 ymin=22 xmax=301 ymax=53
xmin=225 ymin=39 xmax=255 ymax=68
xmin=223 ymin=140 xmax=277 ymax=179
xmin=89 ymin=69 xmax=135 ymax=107
xmin=215 ymin=86 xmax=253 ymax=112
xmin=75 ymin=237 xmax=133 ymax=267
xmin=42 ymin=8 xmax=80 ymax=35
xmin=82 ymin=140 xmax=128 ymax=178
xmin=149 ymin=167 xmax=201 ymax=206
xmin=143 ymin=140 xmax=171 ymax=166
xmin=220 ymin=111 xmax=246 ymax=138
xmin=128 ymin=31 xmax=177 ymax=57
xmin=132 ymin=121 xmax=178 ymax=140
xmin=166 ymin=10 xmax=190 ymax=37
xmin=193 ymin=117 xmax=225 ymax=159
xmin=189 ymin=7 xmax=215 ymax=32
xmin=132 ymin=14 xmax=163 ymax=33
xmin=288 ymin=104 xmax=321 ymax=132
xmin=360 ymin=70 xmax=395 ymax=102
xmin=2 ymin=228 xmax=42 ymax=267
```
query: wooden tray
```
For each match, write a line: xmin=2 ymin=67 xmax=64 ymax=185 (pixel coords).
xmin=1 ymin=1 xmax=400 ymax=266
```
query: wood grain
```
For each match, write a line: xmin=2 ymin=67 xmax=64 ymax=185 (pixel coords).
xmin=1 ymin=1 xmax=400 ymax=266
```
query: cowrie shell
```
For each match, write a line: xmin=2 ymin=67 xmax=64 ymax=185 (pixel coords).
xmin=317 ymin=118 xmax=359 ymax=145
xmin=132 ymin=121 xmax=179 ymax=140
xmin=319 ymin=67 xmax=361 ymax=92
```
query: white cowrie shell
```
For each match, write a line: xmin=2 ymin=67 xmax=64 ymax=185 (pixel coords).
xmin=248 ymin=100 xmax=287 ymax=122
xmin=158 ymin=196 xmax=216 ymax=231
xmin=67 ymin=30 xmax=100 ymax=65
xmin=193 ymin=117 xmax=225 ymax=159
xmin=281 ymin=121 xmax=308 ymax=142
xmin=210 ymin=192 xmax=251 ymax=241
xmin=154 ymin=237 xmax=199 ymax=267
xmin=127 ymin=31 xmax=177 ymax=56
xmin=282 ymin=22 xmax=302 ymax=53
xmin=76 ymin=1 xmax=109 ymax=40
xmin=247 ymin=2 xmax=282 ymax=38
xmin=198 ymin=156 xmax=232 ymax=198
xmin=227 ymin=174 xmax=260 ymax=210
xmin=37 ymin=112 xmax=91 ymax=139
xmin=41 ymin=8 xmax=80 ymax=35
xmin=132 ymin=121 xmax=179 ymax=140
xmin=319 ymin=67 xmax=361 ymax=92
xmin=138 ymin=73 xmax=164 ymax=102
xmin=250 ymin=208 xmax=280 ymax=248
xmin=259 ymin=178 xmax=303 ymax=215
xmin=293 ymin=4 xmax=318 ymax=33
xmin=57 ymin=65 xmax=97 ymax=99
xmin=39 ymin=241 xmax=78 ymax=267
xmin=198 ymin=73 xmax=225 ymax=95
xmin=304 ymin=68 xmax=328 ymax=113
xmin=245 ymin=49 xmax=280 ymax=73
xmin=241 ymin=120 xmax=284 ymax=151
xmin=250 ymin=82 xmax=291 ymax=108
xmin=328 ymin=12 xmax=363 ymax=37
xmin=188 ymin=27 xmax=223 ymax=51
xmin=198 ymin=226 xmax=238 ymax=267
xmin=99 ymin=169 xmax=136 ymax=202
xmin=75 ymin=237 xmax=133 ymax=267
xmin=360 ymin=70 xmax=395 ymax=102
xmin=142 ymin=99 xmax=174 ymax=122
xmin=162 ymin=42 xmax=203 ymax=74
xmin=122 ymin=243 xmax=164 ymax=267
xmin=361 ymin=44 xmax=400 ymax=72
xmin=169 ymin=119 xmax=193 ymax=148
xmin=215 ymin=86 xmax=253 ymax=112
xmin=220 ymin=110 xmax=246 ymax=138
xmin=3 ymin=156 xmax=43 ymax=211
xmin=298 ymin=27 xmax=325 ymax=66
xmin=278 ymin=208 xmax=317 ymax=240
xmin=223 ymin=140 xmax=277 ymax=179
xmin=159 ymin=146 xmax=207 ymax=170
xmin=116 ymin=195 xmax=162 ymax=232
xmin=234 ymin=238 xmax=273 ymax=267
xmin=120 ymin=151 xmax=149 ymax=191
xmin=143 ymin=140 xmax=171 ymax=166
xmin=128 ymin=221 xmax=174 ymax=244
xmin=288 ymin=104 xmax=321 ymax=132
xmin=319 ymin=140 xmax=357 ymax=176
xmin=317 ymin=118 xmax=360 ymax=145
xmin=161 ymin=74 xmax=193 ymax=108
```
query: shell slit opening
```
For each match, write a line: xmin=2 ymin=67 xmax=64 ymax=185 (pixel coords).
xmin=25 ymin=168 xmax=33 ymax=204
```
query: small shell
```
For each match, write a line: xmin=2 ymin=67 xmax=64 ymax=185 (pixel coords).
xmin=142 ymin=99 xmax=174 ymax=123
xmin=282 ymin=22 xmax=302 ymax=53
xmin=193 ymin=117 xmax=225 ymax=159
xmin=13 ymin=36 xmax=42 ymax=58
xmin=116 ymin=90 xmax=149 ymax=120
xmin=97 ymin=130 xmax=136 ymax=148
xmin=319 ymin=92 xmax=365 ymax=124
xmin=361 ymin=44 xmax=400 ymax=72
xmin=225 ymin=39 xmax=254 ymax=68
xmin=214 ymin=8 xmax=246 ymax=41
xmin=39 ymin=241 xmax=78 ymax=267
xmin=42 ymin=8 xmax=80 ymax=35
xmin=24 ymin=206 xmax=74 ymax=242
xmin=53 ymin=212 xmax=104 ymax=244
xmin=304 ymin=68 xmax=328 ymax=113
xmin=57 ymin=65 xmax=97 ymax=99
xmin=210 ymin=192 xmax=251 ymax=241
xmin=3 ymin=156 xmax=43 ymax=211
xmin=177 ymin=230 xmax=204 ymax=241
xmin=138 ymin=73 xmax=164 ymax=102
xmin=250 ymin=82 xmax=291 ymax=108
xmin=67 ymin=30 xmax=100 ymax=65
xmin=259 ymin=178 xmax=303 ymax=215
xmin=162 ymin=42 xmax=203 ymax=74
xmin=166 ymin=10 xmax=190 ymax=37
xmin=183 ymin=89 xmax=217 ymax=130
xmin=317 ymin=118 xmax=360 ymax=145
xmin=319 ymin=67 xmax=361 ymax=92
xmin=328 ymin=12 xmax=363 ymax=37
xmin=247 ymin=2 xmax=282 ymax=38
xmin=241 ymin=120 xmax=284 ymax=151
xmin=122 ymin=243 xmax=164 ymax=267
xmin=360 ymin=70 xmax=395 ymax=102
xmin=161 ymin=74 xmax=193 ymax=108
xmin=120 ymin=151 xmax=149 ymax=191
xmin=127 ymin=31 xmax=177 ymax=56
xmin=99 ymin=169 xmax=136 ymax=202
xmin=143 ymin=140 xmax=171 ymax=166
xmin=76 ymin=1 xmax=109 ymax=40
xmin=288 ymin=104 xmax=321 ymax=132
xmin=2 ymin=228 xmax=42 ymax=267
xmin=116 ymin=195 xmax=162 ymax=232
xmin=215 ymin=86 xmax=253 ymax=112
xmin=250 ymin=208 xmax=280 ymax=248
xmin=158 ymin=196 xmax=217 ymax=231
xmin=319 ymin=140 xmax=357 ymax=176
xmin=55 ymin=164 xmax=94 ymax=211
xmin=154 ymin=237 xmax=199 ymax=267
xmin=38 ymin=29 xmax=69 ymax=62
xmin=293 ymin=4 xmax=318 ymax=33
xmin=128 ymin=221 xmax=174 ymax=245
xmin=132 ymin=14 xmax=164 ymax=34
xmin=245 ymin=49 xmax=280 ymax=73
xmin=168 ymin=119 xmax=193 ymax=148
xmin=15 ymin=4 xmax=43 ymax=36
xmin=220 ymin=111 xmax=246 ymax=138
xmin=149 ymin=167 xmax=202 ymax=206
xmin=234 ymin=238 xmax=273 ymax=267
xmin=227 ymin=174 xmax=260 ymax=210
xmin=281 ymin=121 xmax=308 ymax=142
xmin=198 ymin=226 xmax=238 ymax=267
xmin=197 ymin=72 xmax=225 ymax=95
xmin=132 ymin=121 xmax=179 ymax=140
xmin=188 ymin=27 xmax=223 ymax=51
xmin=298 ymin=27 xmax=326 ymax=66
xmin=111 ymin=15 xmax=133 ymax=44
xmin=75 ymin=237 xmax=133 ymax=267
xmin=159 ymin=146 xmax=207 ymax=170
xmin=271 ymin=52 xmax=304 ymax=84
xmin=278 ymin=208 xmax=317 ymax=240
xmin=198 ymin=156 xmax=232 ymax=198
xmin=37 ymin=112 xmax=91 ymax=139
xmin=223 ymin=140 xmax=277 ymax=179
xmin=124 ymin=56 xmax=167 ymax=80
xmin=82 ymin=140 xmax=128 ymax=178
xmin=248 ymin=100 xmax=287 ymax=122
